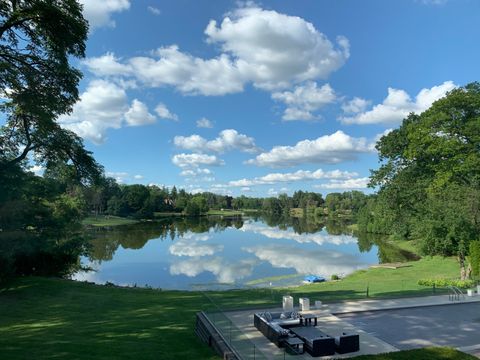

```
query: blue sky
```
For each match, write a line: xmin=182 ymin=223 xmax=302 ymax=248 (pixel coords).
xmin=56 ymin=0 xmax=480 ymax=196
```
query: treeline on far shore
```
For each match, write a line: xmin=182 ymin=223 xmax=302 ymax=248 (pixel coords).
xmin=81 ymin=178 xmax=369 ymax=220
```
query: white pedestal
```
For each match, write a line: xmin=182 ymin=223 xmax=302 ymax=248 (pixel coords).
xmin=477 ymin=285 xmax=480 ymax=295
xmin=283 ymin=295 xmax=294 ymax=312
xmin=314 ymin=300 xmax=322 ymax=309
xmin=467 ymin=289 xmax=474 ymax=297
xmin=299 ymin=297 xmax=310 ymax=311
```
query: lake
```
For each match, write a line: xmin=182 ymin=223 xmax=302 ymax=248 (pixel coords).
xmin=73 ymin=215 xmax=413 ymax=290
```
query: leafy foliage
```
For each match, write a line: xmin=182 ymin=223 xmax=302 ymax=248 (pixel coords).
xmin=0 ymin=1 xmax=99 ymax=281
xmin=0 ymin=166 xmax=88 ymax=280
xmin=0 ymin=0 xmax=101 ymax=181
xmin=417 ymin=278 xmax=476 ymax=289
xmin=469 ymin=240 xmax=480 ymax=278
xmin=360 ymin=83 xmax=480 ymax=266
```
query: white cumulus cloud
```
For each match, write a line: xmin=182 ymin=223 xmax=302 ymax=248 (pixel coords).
xmin=125 ymin=99 xmax=156 ymax=126
xmin=205 ymin=5 xmax=349 ymax=90
xmin=340 ymin=81 xmax=456 ymax=125
xmin=315 ymin=177 xmax=370 ymax=190
xmin=58 ymin=80 xmax=158 ymax=144
xmin=147 ymin=6 xmax=161 ymax=15
xmin=341 ymin=97 xmax=370 ymax=114
xmin=246 ymin=131 xmax=374 ymax=168
xmin=179 ymin=168 xmax=212 ymax=177
xmin=59 ymin=80 xmax=128 ymax=144
xmin=196 ymin=117 xmax=214 ymax=128
xmin=272 ymin=82 xmax=336 ymax=121
xmin=172 ymin=153 xmax=225 ymax=168
xmin=174 ymin=129 xmax=259 ymax=154
xmin=155 ymin=103 xmax=179 ymax=121
xmin=82 ymin=53 xmax=132 ymax=77
xmin=106 ymin=171 xmax=129 ymax=183
xmin=228 ymin=168 xmax=358 ymax=187
xmin=80 ymin=0 xmax=130 ymax=30
xmin=83 ymin=4 xmax=349 ymax=95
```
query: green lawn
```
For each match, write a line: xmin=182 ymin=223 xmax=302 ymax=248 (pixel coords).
xmin=153 ymin=211 xmax=184 ymax=217
xmin=0 ymin=256 xmax=464 ymax=359
xmin=82 ymin=215 xmax=139 ymax=227
xmin=0 ymin=277 xmax=217 ymax=360
xmin=392 ymin=239 xmax=420 ymax=255
xmin=356 ymin=348 xmax=476 ymax=360
xmin=204 ymin=256 xmax=460 ymax=309
xmin=207 ymin=209 xmax=244 ymax=216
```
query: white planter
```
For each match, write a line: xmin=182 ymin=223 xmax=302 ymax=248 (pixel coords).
xmin=477 ymin=285 xmax=480 ymax=295
xmin=467 ymin=289 xmax=474 ymax=297
xmin=314 ymin=300 xmax=322 ymax=309
xmin=299 ymin=297 xmax=310 ymax=311
xmin=283 ymin=295 xmax=294 ymax=312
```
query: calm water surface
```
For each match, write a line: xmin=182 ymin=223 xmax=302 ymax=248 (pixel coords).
xmin=73 ymin=216 xmax=411 ymax=290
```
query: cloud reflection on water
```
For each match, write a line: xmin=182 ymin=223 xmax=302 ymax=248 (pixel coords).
xmin=169 ymin=257 xmax=258 ymax=284
xmin=241 ymin=222 xmax=357 ymax=246
xmin=169 ymin=233 xmax=224 ymax=257
xmin=244 ymin=244 xmax=368 ymax=278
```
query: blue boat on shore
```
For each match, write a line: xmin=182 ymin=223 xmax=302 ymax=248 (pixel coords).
xmin=303 ymin=275 xmax=326 ymax=283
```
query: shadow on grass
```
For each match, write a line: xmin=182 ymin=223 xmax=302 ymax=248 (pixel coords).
xmin=0 ymin=277 xmax=218 ymax=360
xmin=354 ymin=347 xmax=477 ymax=360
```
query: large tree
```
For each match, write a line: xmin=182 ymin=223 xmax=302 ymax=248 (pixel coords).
xmin=0 ymin=0 xmax=100 ymax=181
xmin=365 ymin=83 xmax=480 ymax=277
xmin=0 ymin=1 xmax=103 ymax=280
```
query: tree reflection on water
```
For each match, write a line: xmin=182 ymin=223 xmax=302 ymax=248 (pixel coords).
xmin=86 ymin=214 xmax=418 ymax=265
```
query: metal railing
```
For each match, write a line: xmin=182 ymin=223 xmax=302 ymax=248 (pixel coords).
xmin=199 ymin=280 xmax=465 ymax=359
xmin=202 ymin=292 xmax=269 ymax=360
xmin=448 ymin=285 xmax=466 ymax=301
xmin=202 ymin=292 xmax=303 ymax=359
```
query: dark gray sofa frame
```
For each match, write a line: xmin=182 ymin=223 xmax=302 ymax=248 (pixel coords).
xmin=290 ymin=326 xmax=335 ymax=357
xmin=254 ymin=312 xmax=359 ymax=357
xmin=335 ymin=332 xmax=360 ymax=354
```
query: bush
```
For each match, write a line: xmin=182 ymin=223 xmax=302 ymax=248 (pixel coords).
xmin=469 ymin=240 xmax=480 ymax=278
xmin=417 ymin=278 xmax=476 ymax=289
xmin=331 ymin=274 xmax=340 ymax=280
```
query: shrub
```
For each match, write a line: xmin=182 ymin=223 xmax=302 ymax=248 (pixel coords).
xmin=469 ymin=240 xmax=480 ymax=278
xmin=418 ymin=278 xmax=476 ymax=289
xmin=331 ymin=274 xmax=340 ymax=280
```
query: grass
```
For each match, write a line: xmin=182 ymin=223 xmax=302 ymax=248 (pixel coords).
xmin=207 ymin=209 xmax=244 ymax=216
xmin=153 ymin=211 xmax=184 ymax=217
xmin=204 ymin=256 xmax=461 ymax=309
xmin=392 ymin=239 xmax=420 ymax=255
xmin=81 ymin=215 xmax=139 ymax=227
xmin=0 ymin=256 xmax=463 ymax=359
xmin=0 ymin=277 xmax=217 ymax=360
xmin=355 ymin=348 xmax=476 ymax=359
xmin=245 ymin=273 xmax=301 ymax=286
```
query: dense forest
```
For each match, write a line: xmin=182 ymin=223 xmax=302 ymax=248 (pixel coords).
xmin=81 ymin=179 xmax=368 ymax=219
xmin=0 ymin=1 xmax=479 ymax=282
xmin=357 ymin=84 xmax=480 ymax=278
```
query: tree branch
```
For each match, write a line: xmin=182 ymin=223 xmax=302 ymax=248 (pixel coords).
xmin=0 ymin=16 xmax=35 ymax=39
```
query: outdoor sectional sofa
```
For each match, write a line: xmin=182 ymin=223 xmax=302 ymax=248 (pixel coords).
xmin=254 ymin=311 xmax=359 ymax=357
xmin=335 ymin=332 xmax=360 ymax=354
xmin=253 ymin=312 xmax=300 ymax=347
xmin=290 ymin=326 xmax=335 ymax=357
